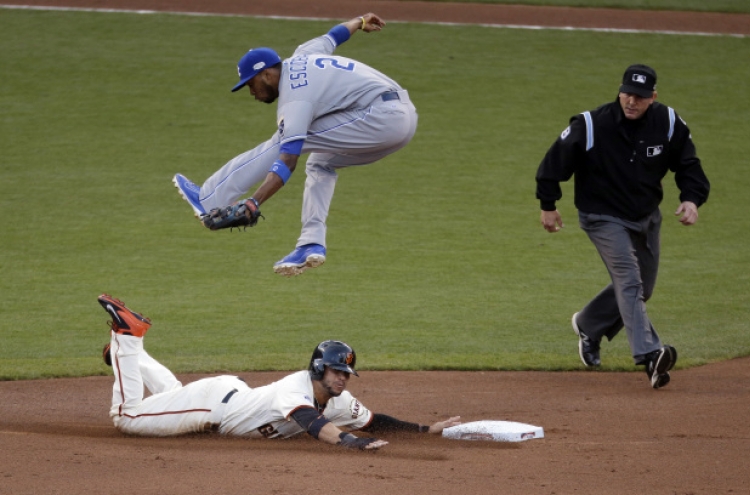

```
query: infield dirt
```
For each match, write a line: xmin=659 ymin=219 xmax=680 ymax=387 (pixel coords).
xmin=1 ymin=1 xmax=749 ymax=494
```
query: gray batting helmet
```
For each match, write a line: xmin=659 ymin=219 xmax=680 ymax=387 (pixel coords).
xmin=309 ymin=340 xmax=358 ymax=380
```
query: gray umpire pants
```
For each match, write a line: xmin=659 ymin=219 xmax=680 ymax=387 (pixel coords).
xmin=199 ymin=90 xmax=417 ymax=248
xmin=575 ymin=209 xmax=664 ymax=364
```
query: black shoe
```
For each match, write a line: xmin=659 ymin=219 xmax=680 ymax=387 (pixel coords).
xmin=645 ymin=345 xmax=677 ymax=389
xmin=572 ymin=312 xmax=601 ymax=367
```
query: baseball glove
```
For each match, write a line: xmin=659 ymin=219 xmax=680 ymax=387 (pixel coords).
xmin=201 ymin=198 xmax=264 ymax=231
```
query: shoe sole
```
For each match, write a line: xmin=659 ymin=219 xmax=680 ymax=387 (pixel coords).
xmin=172 ymin=175 xmax=206 ymax=218
xmin=98 ymin=295 xmax=151 ymax=337
xmin=273 ymin=255 xmax=326 ymax=277
xmin=650 ymin=345 xmax=677 ymax=389
xmin=99 ymin=298 xmax=151 ymax=325
xmin=572 ymin=312 xmax=599 ymax=367
xmin=652 ymin=372 xmax=671 ymax=389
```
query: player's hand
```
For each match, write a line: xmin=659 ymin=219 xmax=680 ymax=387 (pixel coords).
xmin=541 ymin=210 xmax=564 ymax=232
xmin=361 ymin=13 xmax=386 ymax=32
xmin=338 ymin=432 xmax=389 ymax=450
xmin=364 ymin=439 xmax=389 ymax=450
xmin=675 ymin=201 xmax=698 ymax=225
xmin=428 ymin=416 xmax=462 ymax=434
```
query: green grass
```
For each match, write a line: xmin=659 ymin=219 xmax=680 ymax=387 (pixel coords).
xmin=399 ymin=0 xmax=750 ymax=14
xmin=1 ymin=9 xmax=749 ymax=379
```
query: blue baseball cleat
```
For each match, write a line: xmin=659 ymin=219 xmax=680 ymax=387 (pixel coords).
xmin=273 ymin=244 xmax=326 ymax=277
xmin=172 ymin=173 xmax=206 ymax=217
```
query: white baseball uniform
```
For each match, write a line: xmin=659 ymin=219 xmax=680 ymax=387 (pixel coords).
xmin=108 ymin=332 xmax=372 ymax=437
xmin=198 ymin=28 xmax=418 ymax=248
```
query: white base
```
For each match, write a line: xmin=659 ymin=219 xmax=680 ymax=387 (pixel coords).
xmin=442 ymin=420 xmax=544 ymax=442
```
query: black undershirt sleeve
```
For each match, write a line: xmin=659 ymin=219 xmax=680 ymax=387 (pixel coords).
xmin=359 ymin=413 xmax=429 ymax=433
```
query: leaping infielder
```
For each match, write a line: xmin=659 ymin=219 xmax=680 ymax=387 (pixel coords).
xmin=174 ymin=13 xmax=418 ymax=276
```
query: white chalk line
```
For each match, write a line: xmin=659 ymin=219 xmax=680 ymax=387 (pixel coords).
xmin=0 ymin=4 xmax=746 ymax=38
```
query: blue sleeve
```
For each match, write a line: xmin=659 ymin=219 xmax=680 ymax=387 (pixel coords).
xmin=327 ymin=24 xmax=351 ymax=46
xmin=280 ymin=139 xmax=304 ymax=156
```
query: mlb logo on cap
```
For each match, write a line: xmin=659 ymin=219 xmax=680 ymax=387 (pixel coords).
xmin=620 ymin=64 xmax=657 ymax=98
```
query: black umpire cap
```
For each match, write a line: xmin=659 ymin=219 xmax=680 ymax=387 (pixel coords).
xmin=620 ymin=64 xmax=657 ymax=98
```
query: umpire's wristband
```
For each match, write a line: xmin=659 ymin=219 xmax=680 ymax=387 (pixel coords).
xmin=269 ymin=160 xmax=292 ymax=184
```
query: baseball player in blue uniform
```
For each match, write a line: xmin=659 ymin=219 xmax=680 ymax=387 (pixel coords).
xmin=174 ymin=13 xmax=418 ymax=276
xmin=98 ymin=294 xmax=460 ymax=448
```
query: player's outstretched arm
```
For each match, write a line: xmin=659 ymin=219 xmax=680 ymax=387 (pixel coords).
xmin=359 ymin=413 xmax=461 ymax=435
xmin=319 ymin=421 xmax=388 ymax=450
xmin=291 ymin=408 xmax=387 ymax=450
xmin=341 ymin=13 xmax=386 ymax=36
xmin=249 ymin=152 xmax=299 ymax=206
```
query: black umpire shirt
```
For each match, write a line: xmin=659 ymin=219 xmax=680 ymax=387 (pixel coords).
xmin=535 ymin=99 xmax=710 ymax=221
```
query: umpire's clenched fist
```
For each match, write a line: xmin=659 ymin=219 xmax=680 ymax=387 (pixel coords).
xmin=541 ymin=210 xmax=564 ymax=233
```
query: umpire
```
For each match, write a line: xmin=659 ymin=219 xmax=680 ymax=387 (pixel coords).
xmin=535 ymin=64 xmax=710 ymax=389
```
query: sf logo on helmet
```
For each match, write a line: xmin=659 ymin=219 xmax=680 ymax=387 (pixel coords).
xmin=345 ymin=353 xmax=354 ymax=365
